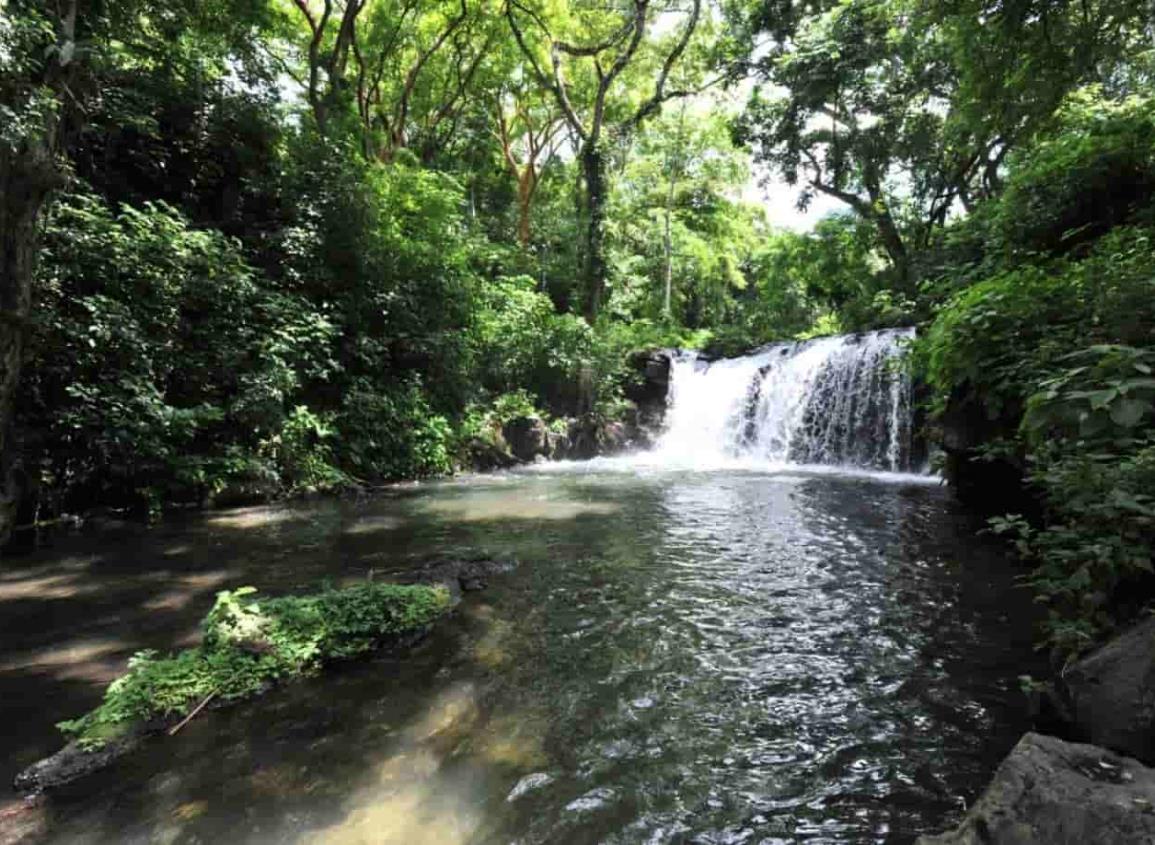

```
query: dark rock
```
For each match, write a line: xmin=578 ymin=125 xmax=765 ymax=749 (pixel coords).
xmin=502 ymin=416 xmax=550 ymax=462
xmin=14 ymin=731 xmax=143 ymax=793
xmin=561 ymin=416 xmax=633 ymax=460
xmin=934 ymin=387 xmax=1029 ymax=514
xmin=466 ymin=434 xmax=519 ymax=471
xmin=625 ymin=350 xmax=675 ymax=433
xmin=404 ymin=555 xmax=515 ymax=603
xmin=1063 ymin=616 xmax=1155 ymax=764
xmin=625 ymin=350 xmax=673 ymax=408
xmin=546 ymin=429 xmax=569 ymax=458
xmin=917 ymin=732 xmax=1155 ymax=844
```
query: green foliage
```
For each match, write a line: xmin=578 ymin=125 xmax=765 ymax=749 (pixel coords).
xmin=918 ymin=102 xmax=1155 ymax=654
xmin=337 ymin=381 xmax=454 ymax=481
xmin=988 ymin=92 xmax=1155 ymax=259
xmin=922 ymin=226 xmax=1155 ymax=417
xmin=1024 ymin=346 xmax=1155 ymax=441
xmin=59 ymin=582 xmax=450 ymax=748
xmin=472 ymin=274 xmax=596 ymax=412
xmin=22 ymin=191 xmax=303 ymax=513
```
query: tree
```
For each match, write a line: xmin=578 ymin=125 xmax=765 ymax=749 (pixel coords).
xmin=493 ymin=83 xmax=564 ymax=247
xmin=282 ymin=0 xmax=498 ymax=162
xmin=0 ymin=0 xmax=267 ymax=542
xmin=608 ymin=106 xmax=763 ymax=328
xmin=505 ymin=0 xmax=705 ymax=321
xmin=735 ymin=0 xmax=1152 ymax=285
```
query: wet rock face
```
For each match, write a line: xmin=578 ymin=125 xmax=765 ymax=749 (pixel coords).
xmin=917 ymin=732 xmax=1155 ymax=845
xmin=502 ymin=416 xmax=550 ymax=462
xmin=934 ymin=387 xmax=1028 ymax=514
xmin=561 ymin=417 xmax=629 ymax=460
xmin=624 ymin=350 xmax=673 ymax=414
xmin=465 ymin=434 xmax=519 ymax=471
xmin=1063 ymin=617 xmax=1155 ymax=765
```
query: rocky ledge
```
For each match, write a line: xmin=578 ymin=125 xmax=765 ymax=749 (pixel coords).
xmin=923 ymin=614 xmax=1155 ymax=843
xmin=918 ymin=732 xmax=1155 ymax=844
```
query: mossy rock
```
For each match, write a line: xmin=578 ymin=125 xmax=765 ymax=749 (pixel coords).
xmin=16 ymin=581 xmax=450 ymax=792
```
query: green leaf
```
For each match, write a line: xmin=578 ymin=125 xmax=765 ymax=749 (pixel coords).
xmin=1109 ymin=399 xmax=1149 ymax=428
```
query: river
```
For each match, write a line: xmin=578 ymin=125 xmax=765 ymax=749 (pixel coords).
xmin=1 ymin=462 xmax=1042 ymax=843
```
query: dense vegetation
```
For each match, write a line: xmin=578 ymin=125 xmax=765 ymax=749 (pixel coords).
xmin=2 ymin=0 xmax=1153 ymax=655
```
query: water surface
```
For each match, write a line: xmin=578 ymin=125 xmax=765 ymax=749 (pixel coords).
xmin=1 ymin=465 xmax=1042 ymax=843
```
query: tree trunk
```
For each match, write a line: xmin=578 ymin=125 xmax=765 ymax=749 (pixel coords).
xmin=0 ymin=145 xmax=59 ymax=547
xmin=662 ymin=183 xmax=673 ymax=318
xmin=873 ymin=207 xmax=910 ymax=289
xmin=516 ymin=166 xmax=536 ymax=247
xmin=580 ymin=144 xmax=608 ymax=322
xmin=662 ymin=100 xmax=687 ymax=320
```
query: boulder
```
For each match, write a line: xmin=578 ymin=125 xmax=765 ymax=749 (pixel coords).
xmin=624 ymin=350 xmax=673 ymax=409
xmin=502 ymin=416 xmax=550 ymax=462
xmin=465 ymin=434 xmax=519 ymax=471
xmin=546 ymin=429 xmax=570 ymax=458
xmin=917 ymin=732 xmax=1155 ymax=844
xmin=563 ymin=416 xmax=631 ymax=460
xmin=1063 ymin=616 xmax=1155 ymax=764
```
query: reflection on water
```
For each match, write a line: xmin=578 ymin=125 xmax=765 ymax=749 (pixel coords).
xmin=0 ymin=465 xmax=1043 ymax=843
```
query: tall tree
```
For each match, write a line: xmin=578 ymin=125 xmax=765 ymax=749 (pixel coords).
xmin=0 ymin=0 xmax=267 ymax=544
xmin=0 ymin=1 xmax=77 ymax=543
xmin=735 ymin=0 xmax=1152 ymax=284
xmin=494 ymin=84 xmax=564 ymax=246
xmin=283 ymin=0 xmax=497 ymax=161
xmin=505 ymin=0 xmax=705 ymax=321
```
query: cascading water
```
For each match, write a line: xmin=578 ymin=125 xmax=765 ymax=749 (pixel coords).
xmin=656 ymin=328 xmax=918 ymax=472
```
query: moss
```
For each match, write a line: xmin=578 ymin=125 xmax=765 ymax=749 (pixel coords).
xmin=58 ymin=582 xmax=450 ymax=749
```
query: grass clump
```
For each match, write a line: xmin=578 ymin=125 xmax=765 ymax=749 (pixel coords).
xmin=58 ymin=582 xmax=450 ymax=749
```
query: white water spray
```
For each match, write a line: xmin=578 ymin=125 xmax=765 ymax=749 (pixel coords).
xmin=655 ymin=328 xmax=917 ymax=472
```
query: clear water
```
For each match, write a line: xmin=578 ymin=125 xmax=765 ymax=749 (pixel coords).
xmin=0 ymin=465 xmax=1042 ymax=844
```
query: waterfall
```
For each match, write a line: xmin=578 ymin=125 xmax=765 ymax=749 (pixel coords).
xmin=656 ymin=328 xmax=918 ymax=472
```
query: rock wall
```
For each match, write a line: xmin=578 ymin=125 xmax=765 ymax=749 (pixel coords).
xmin=918 ymin=732 xmax=1155 ymax=844
xmin=924 ymin=616 xmax=1155 ymax=843
xmin=933 ymin=386 xmax=1030 ymax=514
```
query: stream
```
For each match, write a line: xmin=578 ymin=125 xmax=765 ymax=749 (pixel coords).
xmin=2 ymin=464 xmax=1042 ymax=843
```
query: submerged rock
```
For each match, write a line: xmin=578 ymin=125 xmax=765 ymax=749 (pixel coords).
xmin=506 ymin=772 xmax=554 ymax=802
xmin=918 ymin=732 xmax=1155 ymax=844
xmin=405 ymin=554 xmax=516 ymax=603
xmin=1063 ymin=616 xmax=1155 ymax=764
xmin=13 ymin=731 xmax=143 ymax=794
xmin=0 ymin=795 xmax=46 ymax=845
